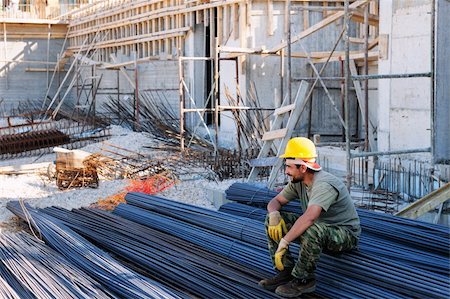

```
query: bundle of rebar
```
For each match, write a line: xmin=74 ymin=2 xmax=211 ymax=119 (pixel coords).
xmin=224 ymin=182 xmax=450 ymax=257
xmin=0 ymin=120 xmax=110 ymax=159
xmin=117 ymin=192 xmax=450 ymax=299
xmin=0 ymin=263 xmax=29 ymax=299
xmin=219 ymin=202 xmax=449 ymax=276
xmin=41 ymin=206 xmax=279 ymax=299
xmin=103 ymin=92 xmax=212 ymax=149
xmin=6 ymin=201 xmax=183 ymax=299
xmin=113 ymin=195 xmax=395 ymax=298
xmin=0 ymin=129 xmax=70 ymax=155
xmin=0 ymin=232 xmax=112 ymax=298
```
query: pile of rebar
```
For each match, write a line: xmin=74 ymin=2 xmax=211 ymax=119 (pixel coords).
xmin=103 ymin=91 xmax=212 ymax=149
xmin=41 ymin=206 xmax=279 ymax=299
xmin=0 ymin=232 xmax=111 ymax=298
xmin=0 ymin=120 xmax=110 ymax=159
xmin=116 ymin=191 xmax=449 ymax=298
xmin=224 ymin=183 xmax=450 ymax=258
xmin=0 ymin=129 xmax=69 ymax=155
xmin=6 ymin=201 xmax=183 ymax=299
xmin=4 ymin=187 xmax=449 ymax=298
xmin=183 ymin=147 xmax=260 ymax=179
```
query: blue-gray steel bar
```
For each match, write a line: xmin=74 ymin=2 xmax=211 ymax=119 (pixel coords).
xmin=119 ymin=192 xmax=449 ymax=298
xmin=41 ymin=206 xmax=279 ymax=299
xmin=6 ymin=201 xmax=182 ymax=299
xmin=0 ymin=232 xmax=112 ymax=299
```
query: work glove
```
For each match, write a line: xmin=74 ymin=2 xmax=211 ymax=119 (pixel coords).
xmin=274 ymin=238 xmax=290 ymax=271
xmin=267 ymin=211 xmax=287 ymax=241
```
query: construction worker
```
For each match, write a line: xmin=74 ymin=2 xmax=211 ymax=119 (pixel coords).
xmin=259 ymin=137 xmax=361 ymax=298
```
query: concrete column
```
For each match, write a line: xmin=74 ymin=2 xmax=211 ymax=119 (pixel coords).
xmin=377 ymin=1 xmax=393 ymax=152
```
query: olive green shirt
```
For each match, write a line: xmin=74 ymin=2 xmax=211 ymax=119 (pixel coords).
xmin=281 ymin=170 xmax=361 ymax=237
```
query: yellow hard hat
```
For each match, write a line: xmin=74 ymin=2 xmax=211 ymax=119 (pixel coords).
xmin=280 ymin=137 xmax=317 ymax=159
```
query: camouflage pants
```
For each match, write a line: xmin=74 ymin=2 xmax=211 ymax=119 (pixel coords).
xmin=265 ymin=211 xmax=358 ymax=280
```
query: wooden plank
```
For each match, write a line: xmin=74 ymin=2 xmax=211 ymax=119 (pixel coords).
xmin=349 ymin=60 xmax=375 ymax=151
xmin=368 ymin=37 xmax=379 ymax=50
xmin=0 ymin=18 xmax=67 ymax=25
xmin=322 ymin=1 xmax=328 ymax=18
xmin=68 ymin=28 xmax=188 ymax=50
xmin=395 ymin=183 xmax=450 ymax=219
xmin=0 ymin=23 xmax=67 ymax=39
xmin=267 ymin=81 xmax=310 ymax=187
xmin=274 ymin=103 xmax=295 ymax=115
xmin=351 ymin=11 xmax=379 ymax=26
xmin=262 ymin=128 xmax=288 ymax=141
xmin=303 ymin=1 xmax=309 ymax=29
xmin=26 ymin=67 xmax=58 ymax=72
xmin=219 ymin=45 xmax=263 ymax=53
xmin=378 ymin=34 xmax=389 ymax=60
xmin=233 ymin=3 xmax=239 ymax=40
xmin=267 ymin=0 xmax=274 ymax=36
xmin=217 ymin=5 xmax=223 ymax=44
xmin=248 ymin=157 xmax=278 ymax=167
xmin=0 ymin=162 xmax=51 ymax=175
xmin=269 ymin=0 xmax=369 ymax=53
xmin=223 ymin=4 xmax=229 ymax=40
xmin=311 ymin=50 xmax=378 ymax=63
xmin=239 ymin=2 xmax=247 ymax=73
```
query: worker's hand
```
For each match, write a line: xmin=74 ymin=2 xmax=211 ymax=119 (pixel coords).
xmin=274 ymin=238 xmax=290 ymax=271
xmin=267 ymin=211 xmax=287 ymax=241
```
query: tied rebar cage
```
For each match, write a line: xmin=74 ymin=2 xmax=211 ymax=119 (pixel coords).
xmin=0 ymin=114 xmax=111 ymax=160
xmin=350 ymin=156 xmax=449 ymax=214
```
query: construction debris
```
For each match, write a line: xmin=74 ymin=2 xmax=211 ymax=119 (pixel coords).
xmin=93 ymin=172 xmax=177 ymax=211
xmin=54 ymin=147 xmax=99 ymax=190
xmin=395 ymin=183 xmax=450 ymax=219
xmin=0 ymin=162 xmax=51 ymax=175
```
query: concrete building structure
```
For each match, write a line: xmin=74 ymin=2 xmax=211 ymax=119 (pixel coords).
xmin=0 ymin=0 xmax=448 ymax=168
xmin=0 ymin=20 xmax=67 ymax=113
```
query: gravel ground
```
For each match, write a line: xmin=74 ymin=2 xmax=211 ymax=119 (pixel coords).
xmin=0 ymin=125 xmax=244 ymax=230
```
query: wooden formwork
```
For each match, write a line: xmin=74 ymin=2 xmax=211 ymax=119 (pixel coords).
xmin=67 ymin=0 xmax=246 ymax=64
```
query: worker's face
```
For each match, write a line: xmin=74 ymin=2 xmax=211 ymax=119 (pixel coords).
xmin=284 ymin=162 xmax=307 ymax=183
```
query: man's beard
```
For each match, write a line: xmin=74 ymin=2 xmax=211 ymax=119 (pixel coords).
xmin=290 ymin=176 xmax=303 ymax=184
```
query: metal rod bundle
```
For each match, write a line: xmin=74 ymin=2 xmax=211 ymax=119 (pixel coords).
xmin=0 ymin=232 xmax=112 ymax=299
xmin=219 ymin=202 xmax=449 ymax=276
xmin=41 ymin=206 xmax=278 ymax=299
xmin=124 ymin=192 xmax=268 ymax=246
xmin=225 ymin=183 xmax=450 ymax=255
xmin=114 ymin=195 xmax=406 ymax=298
xmin=6 ymin=201 xmax=183 ymax=299
xmin=0 ymin=120 xmax=110 ymax=160
xmin=114 ymin=203 xmax=275 ymax=274
xmin=103 ymin=91 xmax=213 ymax=150
xmin=0 ymin=264 xmax=29 ymax=299
xmin=121 ymin=191 xmax=449 ymax=298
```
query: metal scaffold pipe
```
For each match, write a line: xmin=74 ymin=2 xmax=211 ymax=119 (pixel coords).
xmin=344 ymin=0 xmax=351 ymax=189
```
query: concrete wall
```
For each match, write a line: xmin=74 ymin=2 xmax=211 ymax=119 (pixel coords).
xmin=378 ymin=1 xmax=433 ymax=157
xmin=84 ymin=54 xmax=179 ymax=120
xmin=435 ymin=0 xmax=450 ymax=163
xmin=0 ymin=37 xmax=67 ymax=114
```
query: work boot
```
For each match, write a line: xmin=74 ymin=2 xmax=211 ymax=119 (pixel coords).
xmin=275 ymin=277 xmax=316 ymax=298
xmin=258 ymin=269 xmax=293 ymax=291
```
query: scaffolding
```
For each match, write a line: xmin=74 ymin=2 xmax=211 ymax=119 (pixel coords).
xmin=214 ymin=1 xmax=436 ymax=194
xmin=2 ymin=0 xmax=441 ymax=199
